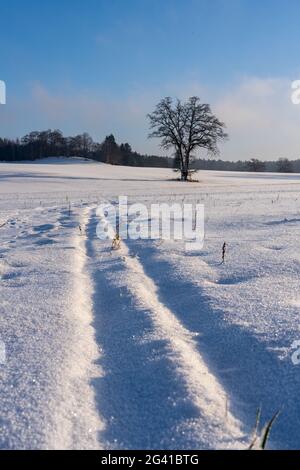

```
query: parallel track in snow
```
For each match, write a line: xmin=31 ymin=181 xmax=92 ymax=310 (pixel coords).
xmin=81 ymin=207 xmax=246 ymax=449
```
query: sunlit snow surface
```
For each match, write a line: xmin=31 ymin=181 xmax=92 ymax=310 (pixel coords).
xmin=0 ymin=158 xmax=300 ymax=449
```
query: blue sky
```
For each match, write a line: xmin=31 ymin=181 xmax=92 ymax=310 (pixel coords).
xmin=1 ymin=0 xmax=300 ymax=159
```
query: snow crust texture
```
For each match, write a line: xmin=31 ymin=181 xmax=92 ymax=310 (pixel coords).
xmin=1 ymin=159 xmax=300 ymax=449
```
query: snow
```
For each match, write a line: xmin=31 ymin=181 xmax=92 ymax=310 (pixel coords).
xmin=1 ymin=158 xmax=300 ymax=449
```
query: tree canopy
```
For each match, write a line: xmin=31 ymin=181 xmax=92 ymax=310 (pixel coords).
xmin=148 ymin=96 xmax=227 ymax=180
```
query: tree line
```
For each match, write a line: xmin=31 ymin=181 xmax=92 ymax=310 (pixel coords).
xmin=0 ymin=129 xmax=296 ymax=174
xmin=193 ymin=157 xmax=296 ymax=173
xmin=0 ymin=130 xmax=173 ymax=167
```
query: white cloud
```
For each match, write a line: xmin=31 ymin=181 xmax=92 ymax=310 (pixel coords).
xmin=214 ymin=77 xmax=300 ymax=160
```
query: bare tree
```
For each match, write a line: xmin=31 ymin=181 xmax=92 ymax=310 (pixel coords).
xmin=147 ymin=96 xmax=227 ymax=181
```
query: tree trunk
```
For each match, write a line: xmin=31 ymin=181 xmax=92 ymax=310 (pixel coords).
xmin=181 ymin=152 xmax=189 ymax=181
xmin=181 ymin=168 xmax=188 ymax=181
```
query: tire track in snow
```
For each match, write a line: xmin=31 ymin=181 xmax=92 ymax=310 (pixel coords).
xmin=0 ymin=205 xmax=104 ymax=449
xmin=85 ymin=207 xmax=245 ymax=449
xmin=47 ymin=206 xmax=105 ymax=449
xmin=126 ymin=240 xmax=299 ymax=449
xmin=120 ymin=244 xmax=246 ymax=448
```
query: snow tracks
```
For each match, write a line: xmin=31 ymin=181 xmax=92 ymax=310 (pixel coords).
xmin=0 ymin=204 xmax=247 ymax=449
xmin=80 ymin=207 xmax=245 ymax=449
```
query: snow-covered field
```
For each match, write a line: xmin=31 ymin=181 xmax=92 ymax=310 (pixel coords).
xmin=1 ymin=158 xmax=300 ymax=449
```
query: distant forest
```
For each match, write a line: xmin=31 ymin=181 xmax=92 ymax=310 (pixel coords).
xmin=0 ymin=130 xmax=173 ymax=168
xmin=0 ymin=129 xmax=299 ymax=173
